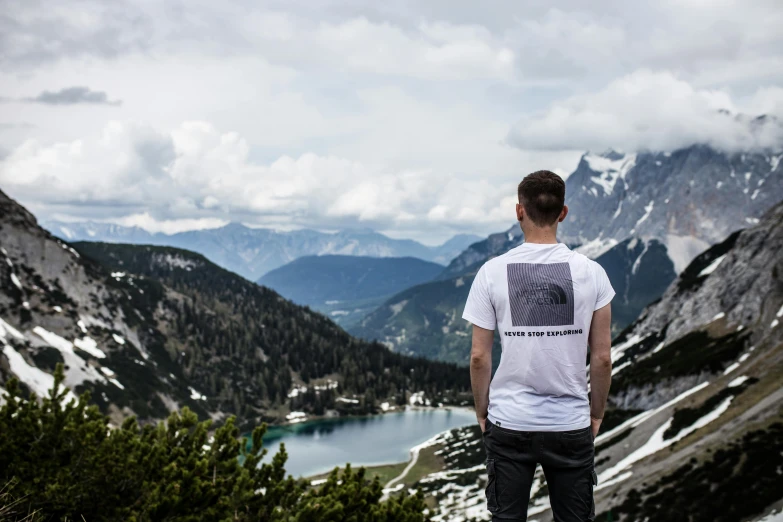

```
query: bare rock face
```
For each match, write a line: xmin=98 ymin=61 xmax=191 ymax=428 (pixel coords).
xmin=624 ymin=200 xmax=783 ymax=348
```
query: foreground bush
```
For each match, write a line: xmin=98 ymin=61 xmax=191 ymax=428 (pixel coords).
xmin=0 ymin=365 xmax=428 ymax=521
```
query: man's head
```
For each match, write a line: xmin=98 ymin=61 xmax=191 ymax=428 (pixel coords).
xmin=516 ymin=170 xmax=568 ymax=233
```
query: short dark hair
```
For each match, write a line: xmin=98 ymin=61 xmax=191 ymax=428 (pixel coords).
xmin=517 ymin=170 xmax=566 ymax=226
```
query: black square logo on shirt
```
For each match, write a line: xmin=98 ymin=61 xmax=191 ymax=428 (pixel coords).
xmin=507 ymin=262 xmax=575 ymax=326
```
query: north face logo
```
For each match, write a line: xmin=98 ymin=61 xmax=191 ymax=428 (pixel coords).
xmin=520 ymin=282 xmax=568 ymax=306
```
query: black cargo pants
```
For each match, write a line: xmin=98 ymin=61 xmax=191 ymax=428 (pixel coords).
xmin=482 ymin=419 xmax=597 ymax=521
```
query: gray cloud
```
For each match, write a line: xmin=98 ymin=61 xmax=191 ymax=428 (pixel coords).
xmin=26 ymin=86 xmax=122 ymax=106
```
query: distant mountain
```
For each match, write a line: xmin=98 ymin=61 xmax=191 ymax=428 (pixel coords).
xmin=593 ymin=237 xmax=676 ymax=332
xmin=446 ymin=144 xmax=783 ymax=276
xmin=42 ymin=220 xmax=481 ymax=281
xmin=350 ymin=236 xmax=676 ymax=363
xmin=416 ymin=199 xmax=783 ymax=522
xmin=257 ymin=255 xmax=444 ymax=328
xmin=0 ymin=189 xmax=470 ymax=428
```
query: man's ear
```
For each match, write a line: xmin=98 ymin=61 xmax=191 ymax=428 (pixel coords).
xmin=558 ymin=205 xmax=569 ymax=223
xmin=516 ymin=203 xmax=525 ymax=222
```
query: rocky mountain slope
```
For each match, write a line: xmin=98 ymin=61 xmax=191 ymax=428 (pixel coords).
xmin=0 ymin=189 xmax=471 ymax=428
xmin=351 ymin=236 xmax=676 ymax=363
xmin=414 ymin=199 xmax=783 ymax=521
xmin=258 ymin=255 xmax=444 ymax=328
xmin=43 ymin=220 xmax=480 ymax=280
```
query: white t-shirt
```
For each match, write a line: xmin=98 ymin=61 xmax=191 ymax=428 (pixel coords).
xmin=462 ymin=242 xmax=615 ymax=432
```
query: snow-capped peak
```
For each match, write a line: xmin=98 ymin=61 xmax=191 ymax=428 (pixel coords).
xmin=583 ymin=151 xmax=638 ymax=196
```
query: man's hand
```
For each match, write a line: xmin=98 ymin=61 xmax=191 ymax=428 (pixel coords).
xmin=478 ymin=416 xmax=487 ymax=433
xmin=590 ymin=416 xmax=602 ymax=440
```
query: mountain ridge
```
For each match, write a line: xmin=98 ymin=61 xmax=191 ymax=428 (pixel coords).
xmin=257 ymin=254 xmax=445 ymax=328
xmin=0 ymin=188 xmax=471 ymax=428
xmin=42 ymin=219 xmax=481 ymax=280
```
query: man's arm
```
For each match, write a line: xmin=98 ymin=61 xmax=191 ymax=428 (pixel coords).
xmin=588 ymin=303 xmax=613 ymax=438
xmin=470 ymin=324 xmax=494 ymax=432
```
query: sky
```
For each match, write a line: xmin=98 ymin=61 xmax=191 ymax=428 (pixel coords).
xmin=1 ymin=0 xmax=782 ymax=244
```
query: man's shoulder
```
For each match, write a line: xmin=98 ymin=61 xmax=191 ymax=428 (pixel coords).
xmin=479 ymin=246 xmax=521 ymax=271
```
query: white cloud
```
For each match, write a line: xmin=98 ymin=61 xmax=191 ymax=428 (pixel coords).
xmin=1 ymin=121 xmax=552 ymax=241
xmin=507 ymin=70 xmax=783 ymax=153
xmin=113 ymin=214 xmax=229 ymax=235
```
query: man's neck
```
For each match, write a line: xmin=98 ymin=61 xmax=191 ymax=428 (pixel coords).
xmin=522 ymin=227 xmax=558 ymax=244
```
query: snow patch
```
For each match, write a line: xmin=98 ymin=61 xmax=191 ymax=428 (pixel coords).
xmin=633 ymin=201 xmax=655 ymax=230
xmin=630 ymin=240 xmax=650 ymax=276
xmin=728 ymin=375 xmax=748 ymax=387
xmin=10 ymin=273 xmax=22 ymax=290
xmin=155 ymin=253 xmax=198 ymax=270
xmin=112 ymin=334 xmax=126 ymax=345
xmin=99 ymin=367 xmax=124 ymax=389
xmin=584 ymin=152 xmax=637 ymax=196
xmin=698 ymin=255 xmax=726 ymax=277
xmin=189 ymin=387 xmax=207 ymax=401
xmin=611 ymin=200 xmax=623 ymax=220
xmin=336 ymin=397 xmax=359 ymax=404
xmin=286 ymin=411 xmax=307 ymax=423
xmin=595 ymin=471 xmax=633 ymax=491
xmin=73 ymin=336 xmax=107 ymax=359
xmin=574 ymin=237 xmax=618 ymax=259
xmin=612 ymin=361 xmax=631 ymax=376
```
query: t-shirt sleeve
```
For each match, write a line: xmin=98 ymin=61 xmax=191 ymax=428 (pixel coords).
xmin=593 ymin=262 xmax=615 ymax=311
xmin=461 ymin=264 xmax=496 ymax=330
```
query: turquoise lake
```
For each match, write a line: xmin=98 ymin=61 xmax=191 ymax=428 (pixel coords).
xmin=259 ymin=408 xmax=476 ymax=478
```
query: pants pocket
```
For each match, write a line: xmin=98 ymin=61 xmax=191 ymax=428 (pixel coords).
xmin=589 ymin=469 xmax=598 ymax=520
xmin=485 ymin=458 xmax=498 ymax=513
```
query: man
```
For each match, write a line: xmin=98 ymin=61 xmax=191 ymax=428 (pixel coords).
xmin=463 ymin=170 xmax=613 ymax=522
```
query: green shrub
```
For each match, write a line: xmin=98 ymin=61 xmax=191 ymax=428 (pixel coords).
xmin=0 ymin=365 xmax=429 ymax=521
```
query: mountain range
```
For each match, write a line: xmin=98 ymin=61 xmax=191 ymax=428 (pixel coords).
xmin=42 ymin=220 xmax=481 ymax=281
xmin=354 ymin=144 xmax=782 ymax=364
xmin=257 ymin=255 xmax=445 ymax=328
xmin=415 ymin=199 xmax=783 ymax=521
xmin=0 ymin=189 xmax=470 ymax=428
